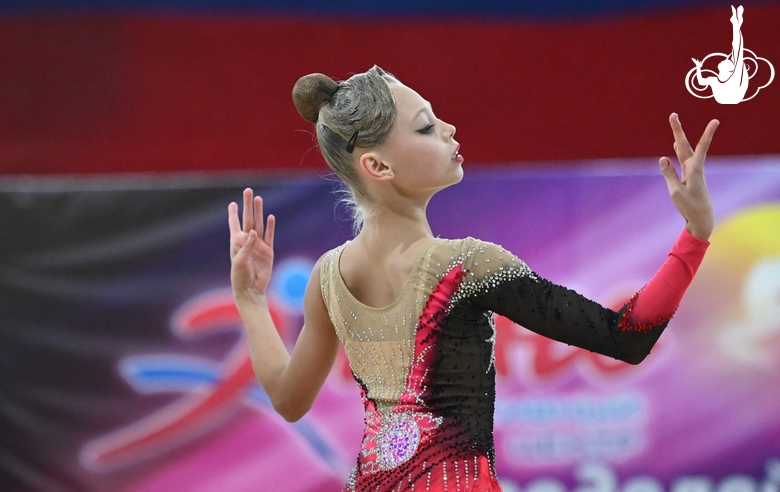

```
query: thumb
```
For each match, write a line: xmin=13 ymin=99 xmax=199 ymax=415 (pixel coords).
xmin=660 ymin=157 xmax=681 ymax=194
xmin=233 ymin=231 xmax=256 ymax=264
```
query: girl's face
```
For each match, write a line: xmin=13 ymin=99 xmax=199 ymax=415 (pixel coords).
xmin=371 ymin=82 xmax=464 ymax=199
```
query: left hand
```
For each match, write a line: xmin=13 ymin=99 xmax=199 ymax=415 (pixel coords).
xmin=659 ymin=113 xmax=719 ymax=241
xmin=228 ymin=188 xmax=276 ymax=301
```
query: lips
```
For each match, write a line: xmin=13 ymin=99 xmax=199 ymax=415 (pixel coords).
xmin=452 ymin=144 xmax=461 ymax=160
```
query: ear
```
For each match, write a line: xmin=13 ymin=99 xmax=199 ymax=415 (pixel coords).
xmin=358 ymin=151 xmax=394 ymax=180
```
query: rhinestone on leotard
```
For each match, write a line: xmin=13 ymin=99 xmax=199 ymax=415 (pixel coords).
xmin=379 ymin=412 xmax=421 ymax=469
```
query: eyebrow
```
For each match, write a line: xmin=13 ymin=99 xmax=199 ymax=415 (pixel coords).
xmin=414 ymin=101 xmax=433 ymax=119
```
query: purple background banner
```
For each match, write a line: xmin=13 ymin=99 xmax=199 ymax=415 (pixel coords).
xmin=1 ymin=157 xmax=779 ymax=491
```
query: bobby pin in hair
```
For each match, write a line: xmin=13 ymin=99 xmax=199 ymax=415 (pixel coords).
xmin=345 ymin=130 xmax=359 ymax=153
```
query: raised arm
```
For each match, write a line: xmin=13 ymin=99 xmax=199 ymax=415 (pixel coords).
xmin=463 ymin=114 xmax=716 ymax=364
xmin=229 ymin=188 xmax=339 ymax=422
xmin=464 ymin=230 xmax=707 ymax=365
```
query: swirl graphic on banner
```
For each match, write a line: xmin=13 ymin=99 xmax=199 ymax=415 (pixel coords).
xmin=79 ymin=276 xmax=341 ymax=472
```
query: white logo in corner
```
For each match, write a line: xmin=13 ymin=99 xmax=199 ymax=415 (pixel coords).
xmin=685 ymin=5 xmax=774 ymax=104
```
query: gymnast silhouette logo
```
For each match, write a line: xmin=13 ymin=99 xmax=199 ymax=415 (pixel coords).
xmin=685 ymin=5 xmax=774 ymax=104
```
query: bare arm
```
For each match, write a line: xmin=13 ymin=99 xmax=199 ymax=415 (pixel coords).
xmin=229 ymin=189 xmax=339 ymax=422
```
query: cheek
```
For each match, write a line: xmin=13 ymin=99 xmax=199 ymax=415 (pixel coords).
xmin=400 ymin=140 xmax=442 ymax=163
xmin=393 ymin=143 xmax=431 ymax=170
xmin=386 ymin=139 xmax=449 ymax=181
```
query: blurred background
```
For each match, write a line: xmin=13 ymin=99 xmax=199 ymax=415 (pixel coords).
xmin=1 ymin=1 xmax=779 ymax=491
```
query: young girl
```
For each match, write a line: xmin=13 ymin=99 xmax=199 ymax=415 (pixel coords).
xmin=228 ymin=66 xmax=718 ymax=491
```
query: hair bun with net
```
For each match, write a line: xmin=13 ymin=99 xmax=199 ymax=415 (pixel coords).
xmin=292 ymin=73 xmax=339 ymax=124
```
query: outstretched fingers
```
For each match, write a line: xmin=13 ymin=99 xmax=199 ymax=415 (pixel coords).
xmin=265 ymin=214 xmax=276 ymax=250
xmin=228 ymin=202 xmax=241 ymax=236
xmin=669 ymin=113 xmax=694 ymax=163
xmin=234 ymin=188 xmax=275 ymax=248
xmin=661 ymin=114 xmax=717 ymax=240
xmin=694 ymin=119 xmax=720 ymax=162
xmin=254 ymin=195 xmax=264 ymax=238
xmin=250 ymin=194 xmax=275 ymax=248
xmin=685 ymin=119 xmax=719 ymax=183
xmin=668 ymin=114 xmax=719 ymax=183
xmin=660 ymin=157 xmax=682 ymax=195
xmin=242 ymin=188 xmax=254 ymax=233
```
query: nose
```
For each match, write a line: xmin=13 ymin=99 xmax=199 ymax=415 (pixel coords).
xmin=444 ymin=121 xmax=456 ymax=140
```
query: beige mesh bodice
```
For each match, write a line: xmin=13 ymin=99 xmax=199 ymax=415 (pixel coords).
xmin=319 ymin=237 xmax=528 ymax=403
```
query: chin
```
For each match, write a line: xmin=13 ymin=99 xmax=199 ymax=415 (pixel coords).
xmin=439 ymin=170 xmax=465 ymax=192
xmin=428 ymin=167 xmax=465 ymax=195
xmin=453 ymin=166 xmax=465 ymax=183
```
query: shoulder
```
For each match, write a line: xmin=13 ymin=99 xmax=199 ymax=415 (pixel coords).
xmin=317 ymin=242 xmax=348 ymax=275
xmin=437 ymin=236 xmax=533 ymax=279
xmin=314 ymin=242 xmax=350 ymax=307
xmin=305 ymin=248 xmax=345 ymax=328
xmin=437 ymin=236 xmax=520 ymax=261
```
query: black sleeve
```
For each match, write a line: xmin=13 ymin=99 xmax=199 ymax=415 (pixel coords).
xmin=456 ymin=238 xmax=668 ymax=365
xmin=469 ymin=273 xmax=666 ymax=365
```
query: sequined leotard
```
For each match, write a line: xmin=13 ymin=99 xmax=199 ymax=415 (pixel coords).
xmin=320 ymin=230 xmax=708 ymax=492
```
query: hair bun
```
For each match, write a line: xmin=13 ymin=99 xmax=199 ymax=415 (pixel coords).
xmin=292 ymin=73 xmax=339 ymax=124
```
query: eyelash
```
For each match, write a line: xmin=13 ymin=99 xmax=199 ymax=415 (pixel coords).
xmin=417 ymin=123 xmax=435 ymax=135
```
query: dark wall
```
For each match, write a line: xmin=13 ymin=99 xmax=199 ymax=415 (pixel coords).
xmin=1 ymin=3 xmax=778 ymax=175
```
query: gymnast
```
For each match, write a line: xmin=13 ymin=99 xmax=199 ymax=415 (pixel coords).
xmin=228 ymin=66 xmax=718 ymax=491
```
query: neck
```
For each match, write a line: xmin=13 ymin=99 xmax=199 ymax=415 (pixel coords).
xmin=354 ymin=196 xmax=434 ymax=254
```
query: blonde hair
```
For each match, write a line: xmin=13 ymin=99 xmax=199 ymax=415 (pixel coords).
xmin=292 ymin=66 xmax=398 ymax=234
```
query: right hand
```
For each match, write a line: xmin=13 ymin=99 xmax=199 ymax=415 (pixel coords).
xmin=229 ymin=188 xmax=276 ymax=300
xmin=659 ymin=113 xmax=719 ymax=241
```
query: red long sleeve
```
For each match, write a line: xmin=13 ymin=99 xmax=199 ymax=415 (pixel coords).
xmin=619 ymin=228 xmax=710 ymax=330
xmin=466 ymin=231 xmax=709 ymax=364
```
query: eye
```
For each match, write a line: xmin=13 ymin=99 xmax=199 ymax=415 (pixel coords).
xmin=417 ymin=123 xmax=435 ymax=135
